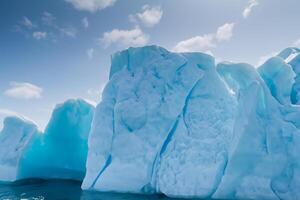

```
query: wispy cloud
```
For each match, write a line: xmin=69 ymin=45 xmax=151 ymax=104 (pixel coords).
xmin=4 ymin=82 xmax=43 ymax=100
xmin=216 ymin=23 xmax=235 ymax=41
xmin=100 ymin=27 xmax=149 ymax=48
xmin=173 ymin=34 xmax=215 ymax=53
xmin=33 ymin=31 xmax=47 ymax=40
xmin=65 ymin=0 xmax=116 ymax=12
xmin=173 ymin=22 xmax=235 ymax=53
xmin=59 ymin=26 xmax=77 ymax=38
xmin=82 ymin=17 xmax=89 ymax=28
xmin=20 ymin=16 xmax=37 ymax=29
xmin=243 ymin=0 xmax=259 ymax=18
xmin=130 ymin=5 xmax=163 ymax=27
xmin=42 ymin=12 xmax=56 ymax=26
xmin=87 ymin=48 xmax=94 ymax=59
xmin=15 ymin=12 xmax=78 ymax=41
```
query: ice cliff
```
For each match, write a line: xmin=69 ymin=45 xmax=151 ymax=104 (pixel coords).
xmin=82 ymin=46 xmax=300 ymax=199
xmin=0 ymin=99 xmax=94 ymax=182
xmin=0 ymin=117 xmax=39 ymax=182
xmin=1 ymin=45 xmax=300 ymax=199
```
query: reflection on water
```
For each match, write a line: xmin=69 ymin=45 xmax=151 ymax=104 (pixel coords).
xmin=0 ymin=179 xmax=176 ymax=200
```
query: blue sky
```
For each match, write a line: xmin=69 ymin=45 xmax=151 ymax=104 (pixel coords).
xmin=0 ymin=0 xmax=300 ymax=130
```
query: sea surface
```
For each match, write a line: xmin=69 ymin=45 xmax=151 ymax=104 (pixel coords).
xmin=0 ymin=179 xmax=177 ymax=200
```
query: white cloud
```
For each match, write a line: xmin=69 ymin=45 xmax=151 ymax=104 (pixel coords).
xmin=173 ymin=22 xmax=235 ymax=53
xmin=216 ymin=23 xmax=235 ymax=41
xmin=100 ymin=27 xmax=149 ymax=48
xmin=21 ymin=16 xmax=36 ymax=29
xmin=42 ymin=12 xmax=56 ymax=26
xmin=294 ymin=39 xmax=300 ymax=47
xmin=243 ymin=0 xmax=259 ymax=18
xmin=87 ymin=48 xmax=94 ymax=59
xmin=130 ymin=5 xmax=163 ymax=27
xmin=82 ymin=17 xmax=89 ymax=28
xmin=33 ymin=31 xmax=47 ymax=40
xmin=65 ymin=0 xmax=116 ymax=12
xmin=4 ymin=82 xmax=43 ymax=100
xmin=16 ymin=12 xmax=78 ymax=42
xmin=59 ymin=27 xmax=77 ymax=38
xmin=173 ymin=34 xmax=215 ymax=53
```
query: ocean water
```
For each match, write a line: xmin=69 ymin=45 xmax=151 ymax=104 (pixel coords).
xmin=0 ymin=179 xmax=176 ymax=200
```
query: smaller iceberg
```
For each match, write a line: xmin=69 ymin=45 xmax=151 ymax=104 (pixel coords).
xmin=0 ymin=99 xmax=95 ymax=182
xmin=0 ymin=117 xmax=39 ymax=182
xmin=19 ymin=99 xmax=94 ymax=181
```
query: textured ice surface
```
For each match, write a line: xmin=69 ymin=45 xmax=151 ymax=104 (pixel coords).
xmin=83 ymin=46 xmax=300 ymax=199
xmin=2 ymin=45 xmax=300 ymax=199
xmin=213 ymin=62 xmax=298 ymax=199
xmin=0 ymin=99 xmax=94 ymax=182
xmin=154 ymin=54 xmax=237 ymax=198
xmin=0 ymin=117 xmax=39 ymax=182
xmin=19 ymin=99 xmax=94 ymax=180
xmin=82 ymin=46 xmax=205 ymax=192
xmin=258 ymin=56 xmax=295 ymax=105
xmin=278 ymin=48 xmax=300 ymax=104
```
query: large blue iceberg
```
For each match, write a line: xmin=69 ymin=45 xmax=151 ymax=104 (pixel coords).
xmin=82 ymin=46 xmax=300 ymax=199
xmin=1 ymin=45 xmax=300 ymax=200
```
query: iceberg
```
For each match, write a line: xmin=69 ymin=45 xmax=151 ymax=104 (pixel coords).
xmin=0 ymin=117 xmax=39 ymax=182
xmin=0 ymin=99 xmax=94 ymax=182
xmin=82 ymin=46 xmax=300 ymax=199
xmin=1 ymin=45 xmax=300 ymax=199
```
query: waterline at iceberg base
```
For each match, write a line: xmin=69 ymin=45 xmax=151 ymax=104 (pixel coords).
xmin=1 ymin=45 xmax=300 ymax=199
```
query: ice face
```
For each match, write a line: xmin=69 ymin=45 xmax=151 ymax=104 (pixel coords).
xmin=82 ymin=46 xmax=205 ymax=192
xmin=214 ymin=62 xmax=300 ymax=200
xmin=83 ymin=46 xmax=300 ymax=199
xmin=1 ymin=45 xmax=300 ymax=199
xmin=0 ymin=117 xmax=39 ymax=182
xmin=258 ymin=57 xmax=295 ymax=105
xmin=277 ymin=48 xmax=300 ymax=104
xmin=83 ymin=46 xmax=236 ymax=197
xmin=0 ymin=99 xmax=94 ymax=182
xmin=154 ymin=54 xmax=237 ymax=198
xmin=18 ymin=99 xmax=94 ymax=181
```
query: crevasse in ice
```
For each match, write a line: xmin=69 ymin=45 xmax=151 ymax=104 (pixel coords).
xmin=83 ymin=46 xmax=300 ymax=199
xmin=0 ymin=99 xmax=94 ymax=182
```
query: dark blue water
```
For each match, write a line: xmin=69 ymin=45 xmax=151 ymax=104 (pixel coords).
xmin=0 ymin=179 xmax=178 ymax=200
